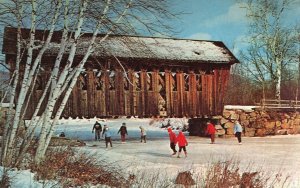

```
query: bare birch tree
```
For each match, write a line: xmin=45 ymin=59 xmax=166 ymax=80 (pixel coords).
xmin=0 ymin=0 xmax=178 ymax=167
xmin=238 ymin=0 xmax=299 ymax=101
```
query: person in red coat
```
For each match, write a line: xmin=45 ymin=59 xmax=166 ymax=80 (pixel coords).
xmin=176 ymin=130 xmax=188 ymax=158
xmin=206 ymin=121 xmax=216 ymax=144
xmin=167 ymin=127 xmax=177 ymax=155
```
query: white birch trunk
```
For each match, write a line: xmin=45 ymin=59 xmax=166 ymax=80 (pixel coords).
xmin=4 ymin=0 xmax=37 ymax=163
xmin=275 ymin=59 xmax=281 ymax=101
xmin=35 ymin=0 xmax=115 ymax=163
xmin=2 ymin=0 xmax=62 ymax=165
xmin=35 ymin=0 xmax=87 ymax=163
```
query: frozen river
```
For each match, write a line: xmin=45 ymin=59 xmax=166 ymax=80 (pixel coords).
xmin=54 ymin=118 xmax=300 ymax=187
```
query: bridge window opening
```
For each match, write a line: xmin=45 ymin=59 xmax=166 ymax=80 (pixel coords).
xmin=184 ymin=73 xmax=189 ymax=91
xmin=147 ymin=72 xmax=152 ymax=91
xmin=79 ymin=72 xmax=87 ymax=90
xmin=134 ymin=72 xmax=141 ymax=91
xmin=171 ymin=72 xmax=177 ymax=91
xmin=95 ymin=71 xmax=103 ymax=90
xmin=109 ymin=71 xmax=115 ymax=90
xmin=124 ymin=72 xmax=129 ymax=90
xmin=158 ymin=72 xmax=166 ymax=112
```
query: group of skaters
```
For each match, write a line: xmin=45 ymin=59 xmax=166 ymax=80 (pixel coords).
xmin=92 ymin=121 xmax=147 ymax=148
xmin=167 ymin=120 xmax=243 ymax=158
xmin=205 ymin=120 xmax=243 ymax=145
xmin=92 ymin=119 xmax=243 ymax=154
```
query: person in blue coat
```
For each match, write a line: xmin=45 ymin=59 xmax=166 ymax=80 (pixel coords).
xmin=234 ymin=121 xmax=243 ymax=144
xmin=102 ymin=125 xmax=113 ymax=148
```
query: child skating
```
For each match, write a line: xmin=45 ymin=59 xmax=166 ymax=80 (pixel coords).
xmin=176 ymin=130 xmax=188 ymax=158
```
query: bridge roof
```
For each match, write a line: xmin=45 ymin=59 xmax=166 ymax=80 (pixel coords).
xmin=3 ymin=27 xmax=239 ymax=64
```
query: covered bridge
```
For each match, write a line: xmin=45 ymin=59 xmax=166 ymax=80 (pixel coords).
xmin=2 ymin=27 xmax=239 ymax=119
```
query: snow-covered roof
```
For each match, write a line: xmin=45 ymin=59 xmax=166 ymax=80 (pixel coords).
xmin=3 ymin=27 xmax=239 ymax=64
xmin=51 ymin=36 xmax=238 ymax=64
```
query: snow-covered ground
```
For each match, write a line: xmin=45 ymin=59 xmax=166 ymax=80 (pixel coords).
xmin=2 ymin=117 xmax=300 ymax=187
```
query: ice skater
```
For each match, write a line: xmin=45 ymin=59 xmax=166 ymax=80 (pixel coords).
xmin=167 ymin=127 xmax=177 ymax=155
xmin=234 ymin=120 xmax=243 ymax=144
xmin=206 ymin=121 xmax=216 ymax=144
xmin=139 ymin=126 xmax=147 ymax=143
xmin=92 ymin=121 xmax=102 ymax=141
xmin=102 ymin=125 xmax=112 ymax=148
xmin=176 ymin=130 xmax=188 ymax=158
xmin=118 ymin=122 xmax=128 ymax=143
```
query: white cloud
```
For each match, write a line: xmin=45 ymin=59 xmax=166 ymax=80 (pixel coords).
xmin=232 ymin=34 xmax=250 ymax=55
xmin=186 ymin=32 xmax=212 ymax=40
xmin=203 ymin=3 xmax=247 ymax=27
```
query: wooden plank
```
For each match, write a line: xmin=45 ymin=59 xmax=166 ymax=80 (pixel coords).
xmin=81 ymin=90 xmax=88 ymax=117
xmin=165 ymin=69 xmax=172 ymax=116
xmin=72 ymin=79 xmax=80 ymax=118
xmin=103 ymin=69 xmax=110 ymax=116
xmin=176 ymin=71 xmax=184 ymax=116
xmin=128 ymin=69 xmax=135 ymax=115
xmin=151 ymin=69 xmax=159 ymax=116
xmin=201 ymin=75 xmax=206 ymax=115
xmin=140 ymin=69 xmax=147 ymax=116
xmin=86 ymin=69 xmax=95 ymax=117
xmin=207 ymin=75 xmax=213 ymax=115
xmin=189 ymin=70 xmax=197 ymax=117
xmin=196 ymin=74 xmax=202 ymax=116
xmin=109 ymin=90 xmax=116 ymax=115
xmin=115 ymin=69 xmax=124 ymax=115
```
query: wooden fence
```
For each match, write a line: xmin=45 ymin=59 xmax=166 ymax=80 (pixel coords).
xmin=255 ymin=99 xmax=300 ymax=110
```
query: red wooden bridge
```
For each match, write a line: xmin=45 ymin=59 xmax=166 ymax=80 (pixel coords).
xmin=2 ymin=27 xmax=239 ymax=119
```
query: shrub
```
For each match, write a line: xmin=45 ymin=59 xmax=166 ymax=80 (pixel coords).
xmin=30 ymin=147 xmax=129 ymax=187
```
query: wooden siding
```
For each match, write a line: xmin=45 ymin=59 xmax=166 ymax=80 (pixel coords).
xmin=18 ymin=60 xmax=230 ymax=119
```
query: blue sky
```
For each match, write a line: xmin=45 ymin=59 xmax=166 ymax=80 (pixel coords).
xmin=172 ymin=0 xmax=300 ymax=55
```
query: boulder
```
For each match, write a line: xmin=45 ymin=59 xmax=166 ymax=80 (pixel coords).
xmin=287 ymin=129 xmax=295 ymax=134
xmin=241 ymin=120 xmax=250 ymax=127
xmin=260 ymin=111 xmax=270 ymax=119
xmin=276 ymin=129 xmax=288 ymax=135
xmin=244 ymin=128 xmax=255 ymax=137
xmin=224 ymin=122 xmax=234 ymax=135
xmin=239 ymin=113 xmax=248 ymax=121
xmin=249 ymin=117 xmax=256 ymax=123
xmin=293 ymin=126 xmax=300 ymax=134
xmin=275 ymin=121 xmax=281 ymax=127
xmin=281 ymin=122 xmax=289 ymax=129
xmin=264 ymin=121 xmax=275 ymax=129
xmin=249 ymin=112 xmax=257 ymax=118
xmin=293 ymin=118 xmax=300 ymax=126
xmin=255 ymin=128 xmax=266 ymax=137
xmin=253 ymin=120 xmax=264 ymax=129
xmin=230 ymin=113 xmax=239 ymax=121
xmin=223 ymin=110 xmax=231 ymax=118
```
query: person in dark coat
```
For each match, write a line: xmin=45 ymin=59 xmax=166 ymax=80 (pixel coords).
xmin=168 ymin=127 xmax=177 ymax=155
xmin=59 ymin=132 xmax=65 ymax=137
xmin=118 ymin=122 xmax=128 ymax=143
xmin=206 ymin=121 xmax=216 ymax=144
xmin=92 ymin=121 xmax=102 ymax=141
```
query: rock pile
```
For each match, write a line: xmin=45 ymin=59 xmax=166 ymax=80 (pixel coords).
xmin=221 ymin=109 xmax=300 ymax=137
